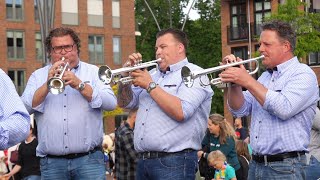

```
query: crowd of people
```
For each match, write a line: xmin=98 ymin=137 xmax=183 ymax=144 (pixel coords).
xmin=0 ymin=19 xmax=319 ymax=180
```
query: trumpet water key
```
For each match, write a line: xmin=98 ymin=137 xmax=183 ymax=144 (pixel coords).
xmin=47 ymin=57 xmax=69 ymax=94
xmin=181 ymin=55 xmax=264 ymax=87
xmin=98 ymin=58 xmax=162 ymax=84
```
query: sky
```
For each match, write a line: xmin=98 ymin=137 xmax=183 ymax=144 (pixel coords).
xmin=183 ymin=2 xmax=200 ymax=20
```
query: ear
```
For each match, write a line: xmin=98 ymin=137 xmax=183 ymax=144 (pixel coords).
xmin=282 ymin=40 xmax=291 ymax=53
xmin=177 ymin=42 xmax=185 ymax=54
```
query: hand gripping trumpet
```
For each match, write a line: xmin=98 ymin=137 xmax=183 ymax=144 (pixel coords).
xmin=47 ymin=57 xmax=69 ymax=94
xmin=98 ymin=58 xmax=162 ymax=84
xmin=181 ymin=55 xmax=264 ymax=87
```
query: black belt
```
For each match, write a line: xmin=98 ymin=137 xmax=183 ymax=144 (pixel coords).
xmin=252 ymin=151 xmax=305 ymax=163
xmin=138 ymin=148 xmax=195 ymax=160
xmin=46 ymin=146 xmax=102 ymax=159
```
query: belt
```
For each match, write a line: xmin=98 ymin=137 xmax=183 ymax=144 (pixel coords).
xmin=138 ymin=148 xmax=195 ymax=160
xmin=46 ymin=146 xmax=102 ymax=159
xmin=252 ymin=151 xmax=305 ymax=163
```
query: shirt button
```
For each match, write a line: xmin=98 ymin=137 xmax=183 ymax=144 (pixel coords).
xmin=64 ymin=94 xmax=67 ymax=96
xmin=65 ymin=146 xmax=68 ymax=149
xmin=255 ymin=136 xmax=258 ymax=139
xmin=142 ymin=123 xmax=144 ymax=125
xmin=259 ymin=121 xmax=262 ymax=123
xmin=141 ymin=138 xmax=143 ymax=140
xmin=146 ymin=109 xmax=148 ymax=111
xmin=64 ymin=119 xmax=66 ymax=121
xmin=64 ymin=105 xmax=66 ymax=107
xmin=65 ymin=132 xmax=67 ymax=135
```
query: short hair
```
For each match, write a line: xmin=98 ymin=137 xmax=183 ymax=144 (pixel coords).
xmin=156 ymin=28 xmax=189 ymax=51
xmin=45 ymin=27 xmax=81 ymax=58
xmin=207 ymin=150 xmax=226 ymax=163
xmin=261 ymin=20 xmax=296 ymax=52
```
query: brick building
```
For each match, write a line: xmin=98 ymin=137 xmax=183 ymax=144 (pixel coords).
xmin=220 ymin=0 xmax=320 ymax=126
xmin=0 ymin=0 xmax=136 ymax=134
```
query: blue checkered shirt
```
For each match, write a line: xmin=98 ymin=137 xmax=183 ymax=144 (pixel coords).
xmin=229 ymin=57 xmax=319 ymax=155
xmin=126 ymin=58 xmax=213 ymax=152
xmin=0 ymin=69 xmax=30 ymax=149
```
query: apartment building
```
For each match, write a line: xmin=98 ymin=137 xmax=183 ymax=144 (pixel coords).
xmin=220 ymin=0 xmax=320 ymax=124
xmin=1 ymin=0 xmax=136 ymax=134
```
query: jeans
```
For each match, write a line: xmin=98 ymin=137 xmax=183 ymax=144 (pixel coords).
xmin=136 ymin=150 xmax=198 ymax=180
xmin=306 ymin=155 xmax=320 ymax=180
xmin=40 ymin=151 xmax=106 ymax=180
xmin=248 ymin=155 xmax=306 ymax=180
xmin=22 ymin=175 xmax=41 ymax=180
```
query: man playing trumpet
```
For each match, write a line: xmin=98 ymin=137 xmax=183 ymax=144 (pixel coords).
xmin=21 ymin=27 xmax=117 ymax=179
xmin=117 ymin=28 xmax=213 ymax=180
xmin=220 ymin=20 xmax=318 ymax=179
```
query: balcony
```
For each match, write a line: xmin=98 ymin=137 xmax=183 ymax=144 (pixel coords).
xmin=227 ymin=22 xmax=262 ymax=44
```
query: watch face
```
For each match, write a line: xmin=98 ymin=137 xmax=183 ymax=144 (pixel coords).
xmin=150 ymin=82 xmax=156 ymax=88
xmin=79 ymin=82 xmax=85 ymax=91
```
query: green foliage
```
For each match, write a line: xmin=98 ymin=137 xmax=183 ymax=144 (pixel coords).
xmin=103 ymin=84 xmax=124 ymax=117
xmin=266 ymin=0 xmax=320 ymax=58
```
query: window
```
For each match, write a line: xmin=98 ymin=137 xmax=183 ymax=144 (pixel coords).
xmin=229 ymin=2 xmax=247 ymax=40
xmin=112 ymin=0 xmax=120 ymax=28
xmin=34 ymin=0 xmax=39 ymax=23
xmin=113 ymin=36 xmax=121 ymax=65
xmin=88 ymin=0 xmax=103 ymax=27
xmin=7 ymin=31 xmax=25 ymax=59
xmin=309 ymin=52 xmax=320 ymax=65
xmin=307 ymin=0 xmax=320 ymax=13
xmin=61 ymin=0 xmax=78 ymax=25
xmin=8 ymin=69 xmax=26 ymax=95
xmin=88 ymin=35 xmax=104 ymax=64
xmin=35 ymin=32 xmax=43 ymax=61
xmin=254 ymin=0 xmax=271 ymax=35
xmin=6 ymin=0 xmax=24 ymax=21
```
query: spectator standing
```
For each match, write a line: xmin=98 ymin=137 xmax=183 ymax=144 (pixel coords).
xmin=21 ymin=27 xmax=117 ymax=180
xmin=234 ymin=118 xmax=248 ymax=140
xmin=114 ymin=108 xmax=138 ymax=180
xmin=235 ymin=140 xmax=250 ymax=180
xmin=220 ymin=20 xmax=319 ymax=179
xmin=198 ymin=114 xmax=240 ymax=180
xmin=4 ymin=126 xmax=40 ymax=180
xmin=306 ymin=107 xmax=320 ymax=179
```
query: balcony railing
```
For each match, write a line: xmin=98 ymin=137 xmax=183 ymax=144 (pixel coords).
xmin=227 ymin=22 xmax=262 ymax=43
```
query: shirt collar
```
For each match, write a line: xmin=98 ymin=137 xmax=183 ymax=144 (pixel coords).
xmin=160 ymin=58 xmax=189 ymax=74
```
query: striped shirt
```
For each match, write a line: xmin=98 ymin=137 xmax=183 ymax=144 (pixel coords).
xmin=126 ymin=58 xmax=213 ymax=152
xmin=229 ymin=57 xmax=319 ymax=155
xmin=21 ymin=61 xmax=117 ymax=156
xmin=0 ymin=69 xmax=30 ymax=149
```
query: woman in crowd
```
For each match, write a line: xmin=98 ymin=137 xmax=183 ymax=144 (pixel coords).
xmin=198 ymin=114 xmax=240 ymax=180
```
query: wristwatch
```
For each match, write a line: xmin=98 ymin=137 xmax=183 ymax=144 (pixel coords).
xmin=147 ymin=82 xmax=157 ymax=93
xmin=78 ymin=82 xmax=86 ymax=91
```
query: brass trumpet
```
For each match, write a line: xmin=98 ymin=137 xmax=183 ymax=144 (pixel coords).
xmin=181 ymin=55 xmax=264 ymax=87
xmin=98 ymin=58 xmax=162 ymax=84
xmin=47 ymin=57 xmax=69 ymax=94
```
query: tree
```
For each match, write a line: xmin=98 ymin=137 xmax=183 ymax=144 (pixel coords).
xmin=134 ymin=0 xmax=224 ymax=114
xmin=267 ymin=0 xmax=320 ymax=58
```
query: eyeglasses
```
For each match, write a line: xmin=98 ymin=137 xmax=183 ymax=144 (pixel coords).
xmin=52 ymin=44 xmax=75 ymax=54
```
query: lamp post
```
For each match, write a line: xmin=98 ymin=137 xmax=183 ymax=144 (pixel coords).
xmin=36 ymin=0 xmax=55 ymax=66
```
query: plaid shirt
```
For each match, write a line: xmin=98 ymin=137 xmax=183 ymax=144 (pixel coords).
xmin=115 ymin=122 xmax=137 ymax=180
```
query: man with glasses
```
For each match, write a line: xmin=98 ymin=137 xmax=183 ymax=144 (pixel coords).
xmin=21 ymin=27 xmax=117 ymax=179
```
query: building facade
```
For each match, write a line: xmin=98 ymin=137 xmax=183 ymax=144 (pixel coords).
xmin=1 ymin=0 xmax=136 ymax=134
xmin=220 ymin=0 xmax=320 ymax=124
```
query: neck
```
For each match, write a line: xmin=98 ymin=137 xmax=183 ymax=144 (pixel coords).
xmin=26 ymin=135 xmax=35 ymax=143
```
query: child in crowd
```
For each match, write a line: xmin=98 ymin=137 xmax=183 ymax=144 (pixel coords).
xmin=207 ymin=150 xmax=237 ymax=180
xmin=235 ymin=140 xmax=251 ymax=180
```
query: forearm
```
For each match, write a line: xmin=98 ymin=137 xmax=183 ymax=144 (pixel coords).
xmin=149 ymin=87 xmax=184 ymax=121
xmin=8 ymin=164 xmax=21 ymax=176
xmin=32 ymin=82 xmax=49 ymax=108
xmin=227 ymin=85 xmax=245 ymax=110
xmin=117 ymin=83 xmax=133 ymax=108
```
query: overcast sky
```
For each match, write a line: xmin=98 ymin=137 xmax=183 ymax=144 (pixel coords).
xmin=183 ymin=2 xmax=199 ymax=20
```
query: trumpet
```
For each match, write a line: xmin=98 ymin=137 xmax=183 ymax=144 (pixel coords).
xmin=181 ymin=55 xmax=264 ymax=87
xmin=98 ymin=58 xmax=162 ymax=84
xmin=47 ymin=57 xmax=69 ymax=94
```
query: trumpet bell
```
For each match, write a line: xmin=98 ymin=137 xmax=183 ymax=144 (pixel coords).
xmin=98 ymin=65 xmax=113 ymax=84
xmin=181 ymin=66 xmax=194 ymax=88
xmin=47 ymin=77 xmax=65 ymax=95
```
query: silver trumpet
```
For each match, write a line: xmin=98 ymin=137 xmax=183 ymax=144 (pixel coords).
xmin=47 ymin=57 xmax=69 ymax=94
xmin=181 ymin=55 xmax=264 ymax=87
xmin=98 ymin=58 xmax=162 ymax=84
